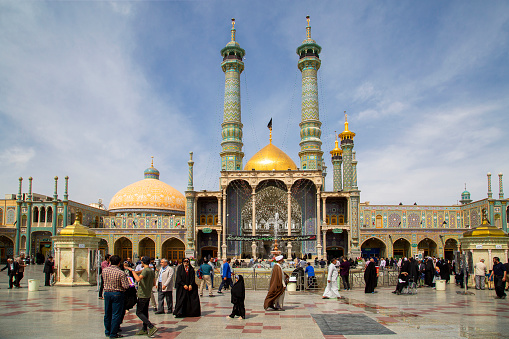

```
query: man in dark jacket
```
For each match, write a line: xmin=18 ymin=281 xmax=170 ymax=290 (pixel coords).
xmin=1 ymin=258 xmax=19 ymax=289
xmin=340 ymin=257 xmax=351 ymax=290
xmin=43 ymin=256 xmax=55 ymax=286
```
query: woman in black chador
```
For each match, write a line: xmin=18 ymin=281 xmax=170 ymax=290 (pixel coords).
xmin=364 ymin=259 xmax=377 ymax=293
xmin=173 ymin=258 xmax=201 ymax=318
xmin=227 ymin=275 xmax=246 ymax=319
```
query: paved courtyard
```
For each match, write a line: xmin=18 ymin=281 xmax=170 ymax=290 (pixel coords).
xmin=0 ymin=265 xmax=508 ymax=338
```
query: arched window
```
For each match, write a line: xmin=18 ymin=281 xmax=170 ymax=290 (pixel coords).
xmin=331 ymin=216 xmax=337 ymax=225
xmin=214 ymin=215 xmax=218 ymax=225
xmin=46 ymin=207 xmax=53 ymax=222
xmin=326 ymin=215 xmax=330 ymax=225
xmin=0 ymin=209 xmax=3 ymax=225
xmin=33 ymin=207 xmax=39 ymax=222
xmin=40 ymin=206 xmax=46 ymax=223
xmin=200 ymin=215 xmax=206 ymax=225
xmin=338 ymin=215 xmax=344 ymax=224
xmin=376 ymin=215 xmax=383 ymax=228
xmin=207 ymin=215 xmax=213 ymax=225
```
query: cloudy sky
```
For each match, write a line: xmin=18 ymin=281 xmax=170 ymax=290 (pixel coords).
xmin=0 ymin=1 xmax=508 ymax=207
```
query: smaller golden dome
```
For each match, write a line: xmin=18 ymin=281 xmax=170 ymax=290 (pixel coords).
xmin=330 ymin=132 xmax=343 ymax=157
xmin=462 ymin=220 xmax=508 ymax=238
xmin=244 ymin=143 xmax=297 ymax=171
xmin=59 ymin=216 xmax=96 ymax=237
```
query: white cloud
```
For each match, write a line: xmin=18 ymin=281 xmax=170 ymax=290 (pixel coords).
xmin=0 ymin=147 xmax=35 ymax=168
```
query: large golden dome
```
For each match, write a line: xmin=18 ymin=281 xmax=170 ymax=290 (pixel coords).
xmin=244 ymin=142 xmax=297 ymax=171
xmin=109 ymin=163 xmax=185 ymax=213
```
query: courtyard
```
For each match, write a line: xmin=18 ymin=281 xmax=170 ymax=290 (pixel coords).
xmin=0 ymin=265 xmax=508 ymax=338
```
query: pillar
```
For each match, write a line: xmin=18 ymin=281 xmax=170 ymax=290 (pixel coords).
xmin=352 ymin=151 xmax=358 ymax=189
xmin=63 ymin=176 xmax=69 ymax=227
xmin=217 ymin=230 xmax=221 ymax=258
xmin=222 ymin=189 xmax=227 ymax=259
xmin=287 ymin=187 xmax=292 ymax=259
xmin=322 ymin=230 xmax=327 ymax=260
xmin=316 ymin=187 xmax=322 ymax=258
xmin=14 ymin=177 xmax=22 ymax=255
xmin=487 ymin=172 xmax=493 ymax=199
xmin=322 ymin=196 xmax=327 ymax=259
xmin=217 ymin=196 xmax=222 ymax=254
xmin=499 ymin=173 xmax=504 ymax=199
xmin=251 ymin=187 xmax=257 ymax=259
xmin=25 ymin=177 xmax=33 ymax=256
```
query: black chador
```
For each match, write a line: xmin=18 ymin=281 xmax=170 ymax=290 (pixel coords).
xmin=173 ymin=261 xmax=201 ymax=318
xmin=425 ymin=258 xmax=434 ymax=286
xmin=229 ymin=275 xmax=246 ymax=319
xmin=364 ymin=261 xmax=377 ymax=293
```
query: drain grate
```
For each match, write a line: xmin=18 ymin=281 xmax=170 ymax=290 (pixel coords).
xmin=311 ymin=313 xmax=396 ymax=336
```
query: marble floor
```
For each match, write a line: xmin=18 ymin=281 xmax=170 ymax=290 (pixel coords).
xmin=0 ymin=265 xmax=508 ymax=338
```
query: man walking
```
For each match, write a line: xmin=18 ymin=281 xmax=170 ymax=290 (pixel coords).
xmin=15 ymin=254 xmax=26 ymax=288
xmin=102 ymin=255 xmax=130 ymax=338
xmin=323 ymin=258 xmax=341 ymax=299
xmin=199 ymin=259 xmax=214 ymax=297
xmin=1 ymin=258 xmax=18 ymax=289
xmin=155 ymin=258 xmax=174 ymax=314
xmin=340 ymin=257 xmax=351 ymax=290
xmin=129 ymin=256 xmax=158 ymax=337
xmin=474 ymin=258 xmax=487 ymax=290
xmin=490 ymin=257 xmax=507 ymax=299
xmin=264 ymin=255 xmax=287 ymax=311
xmin=218 ymin=258 xmax=233 ymax=293
xmin=43 ymin=256 xmax=55 ymax=286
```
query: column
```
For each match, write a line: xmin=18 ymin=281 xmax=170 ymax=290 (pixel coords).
xmin=499 ymin=173 xmax=504 ymax=199
xmin=15 ymin=177 xmax=22 ymax=255
xmin=217 ymin=230 xmax=221 ymax=258
xmin=487 ymin=172 xmax=493 ymax=199
xmin=251 ymin=188 xmax=257 ymax=259
xmin=322 ymin=197 xmax=327 ymax=259
xmin=322 ymin=230 xmax=327 ymax=260
xmin=316 ymin=187 xmax=322 ymax=258
xmin=217 ymin=196 xmax=222 ymax=253
xmin=52 ymin=176 xmax=58 ymax=237
xmin=25 ymin=177 xmax=33 ymax=256
xmin=63 ymin=176 xmax=69 ymax=227
xmin=287 ymin=187 xmax=292 ymax=259
xmin=222 ymin=189 xmax=227 ymax=259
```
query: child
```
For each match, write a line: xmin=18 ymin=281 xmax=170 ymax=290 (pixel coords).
xmin=227 ymin=275 xmax=245 ymax=320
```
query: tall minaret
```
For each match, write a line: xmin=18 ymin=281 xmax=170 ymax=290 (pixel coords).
xmin=297 ymin=16 xmax=323 ymax=170
xmin=220 ymin=18 xmax=245 ymax=171
xmin=330 ymin=132 xmax=343 ymax=191
xmin=340 ymin=112 xmax=356 ymax=191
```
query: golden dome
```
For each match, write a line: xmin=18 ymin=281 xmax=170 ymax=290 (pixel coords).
xmin=339 ymin=112 xmax=355 ymax=141
xmin=330 ymin=133 xmax=343 ymax=157
xmin=244 ymin=142 xmax=297 ymax=171
xmin=462 ymin=223 xmax=508 ymax=238
xmin=109 ymin=174 xmax=185 ymax=213
xmin=60 ymin=216 xmax=96 ymax=237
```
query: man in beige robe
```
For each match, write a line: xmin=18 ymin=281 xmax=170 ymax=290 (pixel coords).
xmin=264 ymin=255 xmax=287 ymax=311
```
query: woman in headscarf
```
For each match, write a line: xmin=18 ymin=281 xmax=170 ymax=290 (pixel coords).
xmin=123 ymin=261 xmax=138 ymax=313
xmin=364 ymin=258 xmax=378 ymax=293
xmin=425 ymin=257 xmax=434 ymax=286
xmin=227 ymin=275 xmax=245 ymax=319
xmin=173 ymin=258 xmax=201 ymax=318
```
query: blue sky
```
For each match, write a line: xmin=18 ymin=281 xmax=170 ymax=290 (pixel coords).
xmin=0 ymin=1 xmax=508 ymax=207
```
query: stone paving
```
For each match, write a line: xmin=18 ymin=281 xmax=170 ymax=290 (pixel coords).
xmin=1 ymin=265 xmax=509 ymax=338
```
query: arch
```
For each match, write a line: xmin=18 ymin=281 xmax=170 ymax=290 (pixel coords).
xmin=57 ymin=215 xmax=63 ymax=227
xmin=375 ymin=215 xmax=382 ymax=228
xmin=444 ymin=238 xmax=458 ymax=260
xmin=338 ymin=215 xmax=344 ymax=225
xmin=22 ymin=215 xmax=27 ymax=227
xmin=326 ymin=215 xmax=330 ymax=225
xmin=417 ymin=238 xmax=437 ymax=258
xmin=40 ymin=206 xmax=46 ymax=223
xmin=33 ymin=207 xmax=39 ymax=222
xmin=361 ymin=237 xmax=387 ymax=258
xmin=0 ymin=235 xmax=14 ymax=263
xmin=214 ymin=215 xmax=218 ymax=225
xmin=494 ymin=214 xmax=501 ymax=228
xmin=200 ymin=215 xmax=206 ymax=225
xmin=114 ymin=237 xmax=132 ymax=261
xmin=331 ymin=216 xmax=337 ymax=225
xmin=20 ymin=235 xmax=26 ymax=251
xmin=139 ymin=237 xmax=156 ymax=258
xmin=98 ymin=239 xmax=109 ymax=258
xmin=393 ymin=238 xmax=411 ymax=258
xmin=0 ymin=208 xmax=3 ymax=225
xmin=161 ymin=237 xmax=185 ymax=264
xmin=207 ymin=215 xmax=213 ymax=225
xmin=46 ymin=207 xmax=53 ymax=223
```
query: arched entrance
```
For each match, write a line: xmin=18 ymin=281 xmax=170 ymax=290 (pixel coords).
xmin=139 ymin=237 xmax=155 ymax=258
xmin=31 ymin=231 xmax=53 ymax=258
xmin=114 ymin=237 xmax=132 ymax=261
xmin=393 ymin=238 xmax=410 ymax=258
xmin=361 ymin=238 xmax=386 ymax=259
xmin=444 ymin=238 xmax=458 ymax=260
xmin=326 ymin=229 xmax=348 ymax=260
xmin=0 ymin=236 xmax=14 ymax=263
xmin=98 ymin=239 xmax=108 ymax=258
xmin=161 ymin=238 xmax=185 ymax=263
xmin=418 ymin=238 xmax=437 ymax=257
xmin=197 ymin=230 xmax=218 ymax=259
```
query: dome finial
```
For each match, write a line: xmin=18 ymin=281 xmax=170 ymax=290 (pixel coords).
xmin=231 ymin=18 xmax=236 ymax=42
xmin=306 ymin=15 xmax=311 ymax=39
xmin=151 ymin=156 xmax=154 ymax=167
xmin=267 ymin=118 xmax=273 ymax=144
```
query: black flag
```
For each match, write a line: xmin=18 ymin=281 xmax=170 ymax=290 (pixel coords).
xmin=267 ymin=118 xmax=272 ymax=129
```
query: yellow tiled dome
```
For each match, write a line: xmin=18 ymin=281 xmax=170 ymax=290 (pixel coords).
xmin=109 ymin=164 xmax=185 ymax=213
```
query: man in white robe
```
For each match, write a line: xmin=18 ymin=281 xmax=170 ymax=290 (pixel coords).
xmin=323 ymin=258 xmax=341 ymax=299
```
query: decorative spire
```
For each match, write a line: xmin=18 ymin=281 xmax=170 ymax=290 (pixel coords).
xmin=339 ymin=111 xmax=355 ymax=141
xmin=231 ymin=18 xmax=236 ymax=41
xmin=144 ymin=157 xmax=160 ymax=180
xmin=54 ymin=176 xmax=58 ymax=199
xmin=306 ymin=15 xmax=311 ymax=39
xmin=330 ymin=131 xmax=342 ymax=157
xmin=151 ymin=156 xmax=154 ymax=167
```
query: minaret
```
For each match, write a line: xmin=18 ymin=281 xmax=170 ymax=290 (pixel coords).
xmin=340 ymin=112 xmax=356 ymax=191
xmin=15 ymin=177 xmax=22 ymax=255
xmin=297 ymin=16 xmax=323 ymax=170
xmin=330 ymin=132 xmax=343 ymax=191
xmin=460 ymin=183 xmax=472 ymax=204
xmin=25 ymin=177 xmax=33 ymax=255
xmin=487 ymin=172 xmax=493 ymax=199
xmin=220 ymin=18 xmax=245 ymax=171
xmin=185 ymin=152 xmax=196 ymax=256
xmin=63 ymin=176 xmax=69 ymax=227
xmin=352 ymin=151 xmax=358 ymax=190
xmin=52 ymin=176 xmax=58 ymax=236
xmin=499 ymin=173 xmax=504 ymax=199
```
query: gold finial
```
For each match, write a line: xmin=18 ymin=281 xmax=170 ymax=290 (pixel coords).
xmin=151 ymin=156 xmax=154 ymax=167
xmin=344 ymin=111 xmax=349 ymax=131
xmin=464 ymin=183 xmax=467 ymax=191
xmin=231 ymin=18 xmax=236 ymax=41
xmin=269 ymin=127 xmax=272 ymax=144
xmin=306 ymin=15 xmax=311 ymax=39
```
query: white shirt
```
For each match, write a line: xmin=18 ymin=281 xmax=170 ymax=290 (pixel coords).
xmin=474 ymin=262 xmax=487 ymax=276
xmin=327 ymin=263 xmax=339 ymax=281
